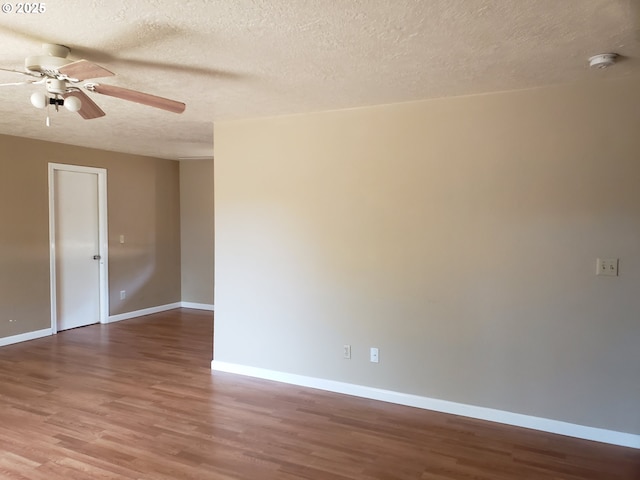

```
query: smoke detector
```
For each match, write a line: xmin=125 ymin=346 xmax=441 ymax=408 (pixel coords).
xmin=588 ymin=53 xmax=618 ymax=69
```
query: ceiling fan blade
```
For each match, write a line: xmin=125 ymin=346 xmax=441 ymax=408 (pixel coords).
xmin=59 ymin=60 xmax=115 ymax=80
xmin=63 ymin=90 xmax=106 ymax=120
xmin=90 ymin=84 xmax=186 ymax=114
xmin=0 ymin=78 xmax=45 ymax=87
xmin=0 ymin=67 xmax=41 ymax=78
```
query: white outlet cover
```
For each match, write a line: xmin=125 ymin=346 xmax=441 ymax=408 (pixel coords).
xmin=343 ymin=344 xmax=351 ymax=359
xmin=370 ymin=347 xmax=379 ymax=363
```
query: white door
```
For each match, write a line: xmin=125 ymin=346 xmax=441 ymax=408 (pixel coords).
xmin=49 ymin=164 xmax=108 ymax=332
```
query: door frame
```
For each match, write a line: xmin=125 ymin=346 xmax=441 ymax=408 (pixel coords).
xmin=48 ymin=163 xmax=109 ymax=334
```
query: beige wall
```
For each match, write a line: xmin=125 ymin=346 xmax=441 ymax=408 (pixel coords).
xmin=0 ymin=135 xmax=181 ymax=338
xmin=214 ymin=75 xmax=640 ymax=435
xmin=180 ymin=159 xmax=214 ymax=305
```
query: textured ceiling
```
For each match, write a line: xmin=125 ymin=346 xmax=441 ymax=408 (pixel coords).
xmin=0 ymin=0 xmax=639 ymax=160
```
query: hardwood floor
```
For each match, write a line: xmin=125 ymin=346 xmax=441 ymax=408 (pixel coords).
xmin=0 ymin=309 xmax=637 ymax=479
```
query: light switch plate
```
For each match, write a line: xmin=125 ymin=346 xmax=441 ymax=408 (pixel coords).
xmin=596 ymin=258 xmax=618 ymax=276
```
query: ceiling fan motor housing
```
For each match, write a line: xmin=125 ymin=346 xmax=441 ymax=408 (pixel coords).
xmin=25 ymin=55 xmax=71 ymax=74
xmin=25 ymin=44 xmax=72 ymax=75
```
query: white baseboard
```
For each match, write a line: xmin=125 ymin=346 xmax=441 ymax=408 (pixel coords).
xmin=106 ymin=302 xmax=182 ymax=324
xmin=181 ymin=302 xmax=214 ymax=311
xmin=0 ymin=328 xmax=52 ymax=347
xmin=211 ymin=361 xmax=640 ymax=450
xmin=0 ymin=301 xmax=209 ymax=348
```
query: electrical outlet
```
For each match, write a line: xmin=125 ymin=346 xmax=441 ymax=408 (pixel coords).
xmin=343 ymin=344 xmax=351 ymax=359
xmin=596 ymin=258 xmax=618 ymax=277
xmin=370 ymin=347 xmax=379 ymax=363
xmin=120 ymin=290 xmax=126 ymax=300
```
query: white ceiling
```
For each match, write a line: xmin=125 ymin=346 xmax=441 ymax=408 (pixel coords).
xmin=0 ymin=0 xmax=638 ymax=160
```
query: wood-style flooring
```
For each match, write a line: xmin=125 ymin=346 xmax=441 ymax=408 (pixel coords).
xmin=0 ymin=309 xmax=637 ymax=479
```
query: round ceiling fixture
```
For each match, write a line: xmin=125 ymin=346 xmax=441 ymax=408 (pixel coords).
xmin=588 ymin=53 xmax=618 ymax=69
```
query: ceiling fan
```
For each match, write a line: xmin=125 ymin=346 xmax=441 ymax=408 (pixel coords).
xmin=0 ymin=43 xmax=186 ymax=121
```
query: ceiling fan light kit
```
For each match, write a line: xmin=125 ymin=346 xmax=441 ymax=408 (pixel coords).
xmin=30 ymin=91 xmax=47 ymax=109
xmin=1 ymin=43 xmax=185 ymax=123
xmin=62 ymin=95 xmax=82 ymax=112
xmin=30 ymin=91 xmax=79 ymax=111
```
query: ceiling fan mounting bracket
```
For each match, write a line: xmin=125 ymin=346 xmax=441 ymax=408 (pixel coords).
xmin=42 ymin=44 xmax=70 ymax=58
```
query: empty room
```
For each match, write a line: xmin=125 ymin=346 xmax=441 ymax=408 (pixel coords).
xmin=1 ymin=1 xmax=639 ymax=479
